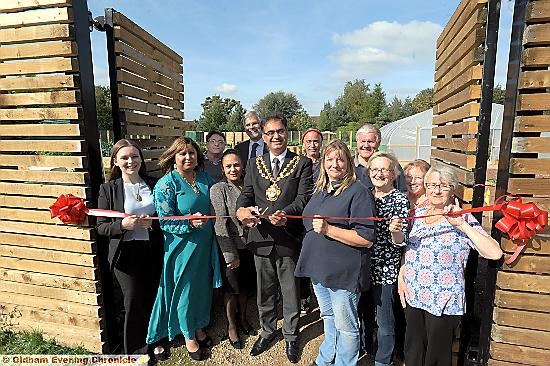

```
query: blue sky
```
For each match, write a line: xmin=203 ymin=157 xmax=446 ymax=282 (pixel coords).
xmin=88 ymin=0 xmax=514 ymax=120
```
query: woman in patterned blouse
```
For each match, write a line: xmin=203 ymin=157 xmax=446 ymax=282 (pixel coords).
xmin=366 ymin=151 xmax=410 ymax=366
xmin=397 ymin=166 xmax=502 ymax=366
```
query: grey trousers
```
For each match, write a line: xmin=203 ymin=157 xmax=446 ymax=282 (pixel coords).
xmin=254 ymin=251 xmax=300 ymax=341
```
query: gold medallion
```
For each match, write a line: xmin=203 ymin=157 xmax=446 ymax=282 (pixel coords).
xmin=266 ymin=183 xmax=281 ymax=202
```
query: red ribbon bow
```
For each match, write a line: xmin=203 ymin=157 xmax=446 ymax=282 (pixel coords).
xmin=495 ymin=197 xmax=548 ymax=264
xmin=49 ymin=194 xmax=89 ymax=224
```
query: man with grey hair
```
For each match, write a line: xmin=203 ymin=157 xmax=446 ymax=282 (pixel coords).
xmin=235 ymin=111 xmax=268 ymax=170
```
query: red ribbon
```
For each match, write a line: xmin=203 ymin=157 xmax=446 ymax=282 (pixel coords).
xmin=494 ymin=197 xmax=548 ymax=264
xmin=50 ymin=194 xmax=547 ymax=264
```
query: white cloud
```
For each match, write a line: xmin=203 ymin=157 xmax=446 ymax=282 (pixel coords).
xmin=93 ymin=65 xmax=109 ymax=86
xmin=214 ymin=83 xmax=238 ymax=94
xmin=331 ymin=20 xmax=443 ymax=79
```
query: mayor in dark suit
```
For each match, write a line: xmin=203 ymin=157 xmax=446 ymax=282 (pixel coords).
xmin=234 ymin=110 xmax=268 ymax=170
xmin=96 ymin=139 xmax=164 ymax=357
xmin=236 ymin=116 xmax=313 ymax=363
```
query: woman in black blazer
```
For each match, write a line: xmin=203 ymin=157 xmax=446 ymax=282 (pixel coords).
xmin=96 ymin=139 xmax=164 ymax=358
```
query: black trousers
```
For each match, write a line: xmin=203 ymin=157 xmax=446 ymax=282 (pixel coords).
xmin=404 ymin=306 xmax=461 ymax=366
xmin=254 ymin=251 xmax=300 ymax=341
xmin=113 ymin=240 xmax=163 ymax=354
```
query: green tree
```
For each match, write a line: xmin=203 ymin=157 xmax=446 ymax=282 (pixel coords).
xmin=197 ymin=95 xmax=246 ymax=132
xmin=401 ymin=97 xmax=415 ymax=117
xmin=95 ymin=85 xmax=112 ymax=130
xmin=254 ymin=91 xmax=303 ymax=121
xmin=412 ymin=87 xmax=434 ymax=113
xmin=339 ymin=79 xmax=370 ymax=124
xmin=289 ymin=110 xmax=314 ymax=130
xmin=367 ymin=83 xmax=386 ymax=120
xmin=493 ymin=84 xmax=505 ymax=104
xmin=386 ymin=96 xmax=405 ymax=122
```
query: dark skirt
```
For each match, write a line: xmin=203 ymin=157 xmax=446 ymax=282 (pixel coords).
xmin=220 ymin=248 xmax=256 ymax=295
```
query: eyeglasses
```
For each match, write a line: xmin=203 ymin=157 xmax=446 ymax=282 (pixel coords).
xmin=263 ymin=129 xmax=286 ymax=137
xmin=406 ymin=175 xmax=424 ymax=182
xmin=369 ymin=168 xmax=392 ymax=174
xmin=208 ymin=139 xmax=225 ymax=145
xmin=425 ymin=183 xmax=453 ymax=191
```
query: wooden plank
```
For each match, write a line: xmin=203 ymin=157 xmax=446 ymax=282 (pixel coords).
xmin=141 ymin=149 xmax=164 ymax=161
xmin=502 ymin=237 xmax=550 ymax=255
xmin=437 ymin=6 xmax=487 ymax=60
xmin=0 ymin=280 xmax=99 ymax=305
xmin=436 ymin=25 xmax=486 ymax=73
xmin=524 ymin=23 xmax=550 ymax=46
xmin=437 ymin=0 xmax=487 ymax=49
xmin=0 ymin=139 xmax=84 ymax=152
xmin=432 ymin=103 xmax=480 ymax=125
xmin=118 ymin=84 xmax=181 ymax=110
xmin=1 ymin=303 xmax=101 ymax=331
xmin=126 ymin=124 xmax=183 ymax=137
xmin=0 ymin=107 xmax=80 ymax=121
xmin=502 ymin=255 xmax=550 ymax=275
xmin=0 ymin=123 xmax=81 ymax=137
xmin=0 ymin=256 xmax=96 ymax=279
xmin=0 ymin=195 xmax=64 ymax=209
xmin=0 ymin=7 xmax=72 ymax=28
xmin=435 ymin=46 xmax=484 ymax=82
xmin=489 ymin=361 xmax=530 ymax=366
xmin=0 ymin=74 xmax=77 ymax=91
xmin=13 ymin=320 xmax=104 ymax=353
xmin=430 ymin=138 xmax=478 ymax=152
xmin=0 ymin=268 xmax=98 ymax=293
xmin=430 ymin=159 xmax=475 ymax=185
xmin=0 ymin=90 xmax=78 ymax=106
xmin=508 ymin=178 xmax=550 ymax=195
xmin=494 ymin=308 xmax=550 ymax=332
xmin=0 ymin=40 xmax=76 ymax=61
xmin=497 ymin=271 xmax=550 ymax=293
xmin=119 ymin=97 xmax=183 ymax=119
xmin=133 ymin=137 xmax=176 ymax=149
xmin=1 ymin=291 xmax=101 ymax=317
xmin=511 ymin=158 xmax=550 ymax=175
xmin=495 ymin=289 xmax=550 ymax=313
xmin=490 ymin=342 xmax=550 ymax=366
xmin=0 ymin=23 xmax=72 ymax=44
xmin=0 ymin=244 xmax=95 ymax=266
xmin=114 ymin=26 xmax=182 ymax=74
xmin=0 ymin=207 xmax=55 ymax=224
xmin=519 ymin=70 xmax=550 ymax=90
xmin=0 ymin=232 xmax=94 ymax=253
xmin=517 ymin=93 xmax=550 ymax=111
xmin=435 ymin=85 xmax=482 ymax=114
xmin=115 ymin=41 xmax=182 ymax=81
xmin=0 ymin=220 xmax=92 ymax=240
xmin=434 ymin=65 xmax=483 ymax=103
xmin=492 ymin=325 xmax=550 ymax=350
xmin=512 ymin=137 xmax=550 ymax=153
xmin=526 ymin=0 xmax=550 ymax=22
xmin=432 ymin=121 xmax=479 ymax=136
xmin=116 ymin=59 xmax=183 ymax=94
xmin=515 ymin=115 xmax=550 ymax=132
xmin=0 ymin=0 xmax=71 ymax=12
xmin=431 ymin=149 xmax=477 ymax=169
xmin=0 ymin=57 xmax=78 ymax=76
xmin=113 ymin=11 xmax=183 ymax=64
xmin=0 ymin=169 xmax=86 ymax=184
xmin=123 ymin=111 xmax=185 ymax=129
xmin=0 ymin=154 xmax=85 ymax=169
xmin=454 ymin=183 xmax=473 ymax=202
xmin=0 ymin=182 xmax=88 ymax=197
xmin=522 ymin=47 xmax=550 ymax=67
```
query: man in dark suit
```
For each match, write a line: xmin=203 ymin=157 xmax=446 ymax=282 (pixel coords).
xmin=236 ymin=116 xmax=313 ymax=364
xmin=234 ymin=110 xmax=268 ymax=170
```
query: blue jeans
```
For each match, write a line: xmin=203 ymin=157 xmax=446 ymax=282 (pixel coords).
xmin=372 ymin=284 xmax=397 ymax=366
xmin=312 ymin=281 xmax=360 ymax=366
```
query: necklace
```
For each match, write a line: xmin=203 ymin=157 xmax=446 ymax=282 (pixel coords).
xmin=180 ymin=172 xmax=200 ymax=195
xmin=256 ymin=155 xmax=300 ymax=202
xmin=134 ymin=182 xmax=142 ymax=202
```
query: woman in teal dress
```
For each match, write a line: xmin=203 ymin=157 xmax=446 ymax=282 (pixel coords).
xmin=146 ymin=137 xmax=222 ymax=362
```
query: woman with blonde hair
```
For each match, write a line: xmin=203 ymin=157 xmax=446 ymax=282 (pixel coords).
xmin=403 ymin=159 xmax=431 ymax=211
xmin=295 ymin=139 xmax=376 ymax=366
xmin=146 ymin=137 xmax=222 ymax=361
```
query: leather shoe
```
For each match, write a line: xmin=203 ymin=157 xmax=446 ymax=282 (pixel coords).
xmin=197 ymin=334 xmax=213 ymax=349
xmin=286 ymin=340 xmax=299 ymax=363
xmin=187 ymin=348 xmax=204 ymax=361
xmin=249 ymin=336 xmax=272 ymax=356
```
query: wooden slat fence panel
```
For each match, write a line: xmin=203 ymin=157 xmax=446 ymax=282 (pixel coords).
xmin=0 ymin=0 xmax=104 ymax=352
xmin=490 ymin=1 xmax=550 ymax=365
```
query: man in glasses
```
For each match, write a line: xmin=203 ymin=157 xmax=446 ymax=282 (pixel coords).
xmin=236 ymin=115 xmax=313 ymax=363
xmin=203 ymin=130 xmax=226 ymax=183
xmin=235 ymin=111 xmax=268 ymax=170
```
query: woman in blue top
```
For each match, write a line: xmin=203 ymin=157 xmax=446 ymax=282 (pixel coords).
xmin=295 ymin=139 xmax=376 ymax=366
xmin=397 ymin=166 xmax=502 ymax=366
xmin=146 ymin=137 xmax=222 ymax=362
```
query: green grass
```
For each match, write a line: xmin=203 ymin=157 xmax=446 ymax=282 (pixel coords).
xmin=0 ymin=330 xmax=90 ymax=354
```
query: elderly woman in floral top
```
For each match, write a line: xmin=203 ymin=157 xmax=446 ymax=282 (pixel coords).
xmin=397 ymin=166 xmax=502 ymax=366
